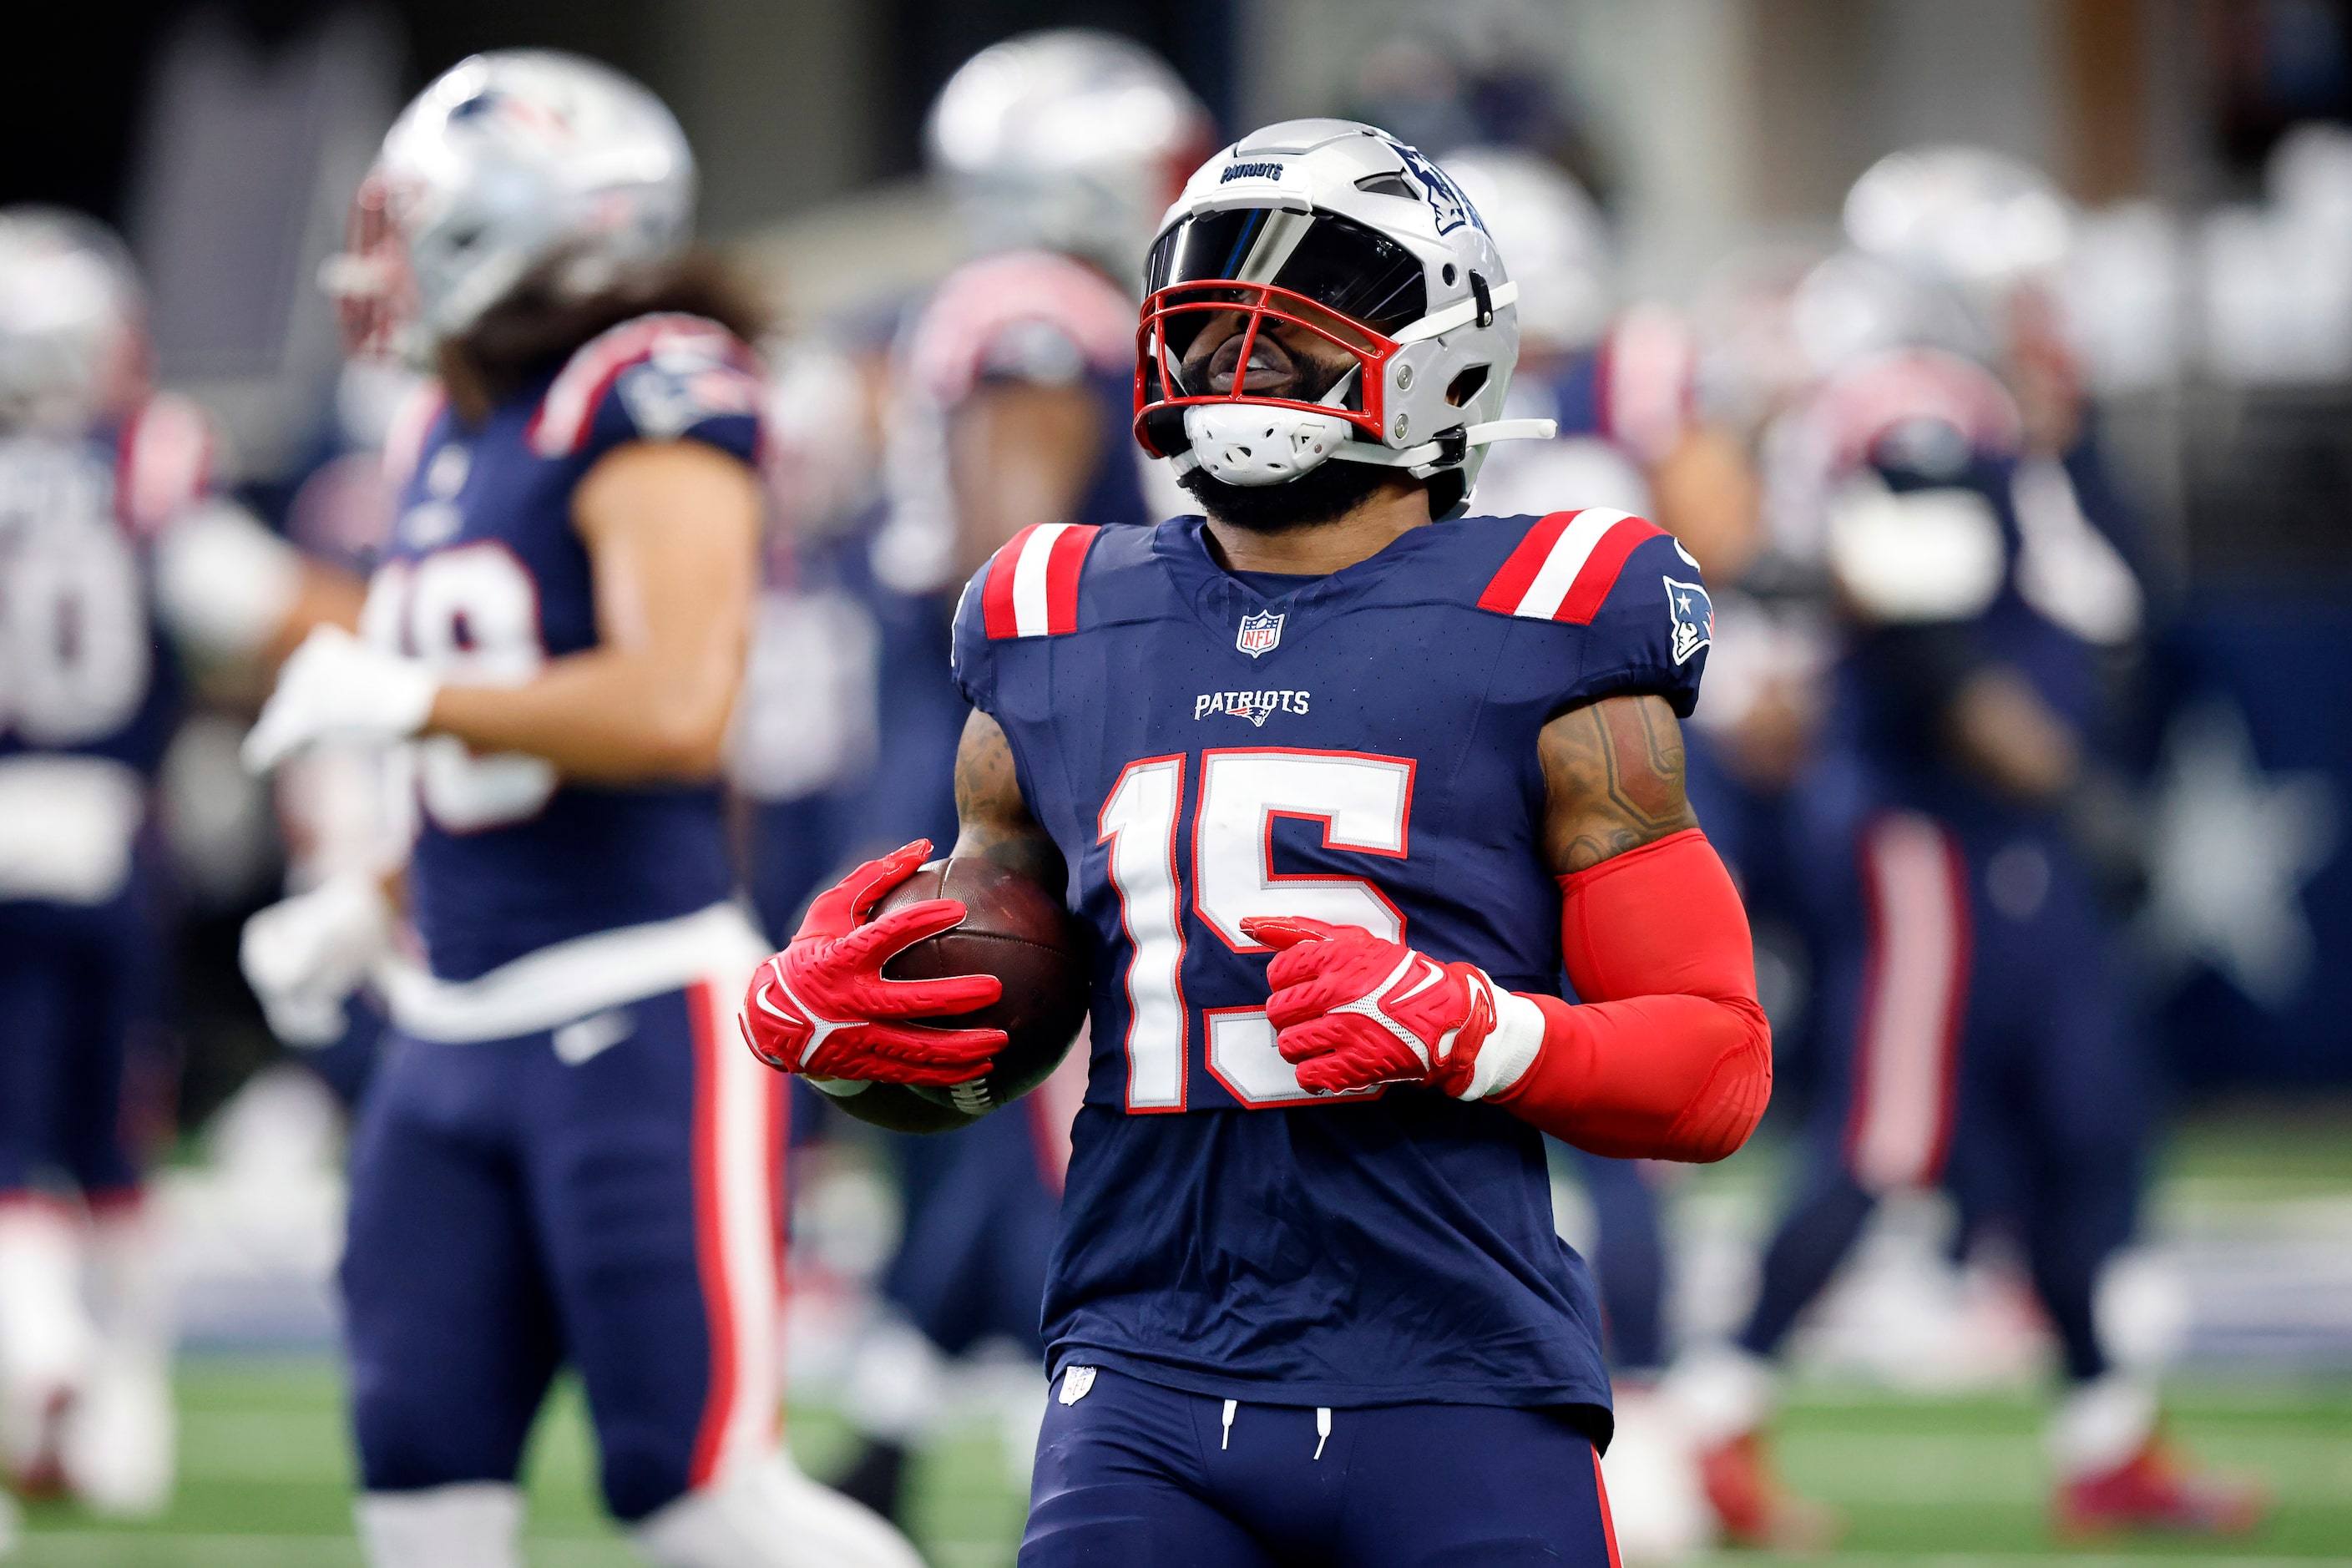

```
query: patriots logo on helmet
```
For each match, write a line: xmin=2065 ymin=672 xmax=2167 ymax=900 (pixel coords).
xmin=1385 ymin=137 xmax=1485 ymax=236
xmin=1663 ymin=576 xmax=1713 ymax=665
xmin=1237 ymin=609 xmax=1284 ymax=657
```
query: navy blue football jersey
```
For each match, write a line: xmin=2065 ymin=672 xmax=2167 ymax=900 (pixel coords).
xmin=1812 ymin=352 xmax=2145 ymax=833
xmin=370 ymin=314 xmax=764 ymax=980
xmin=0 ymin=397 xmax=210 ymax=776
xmin=950 ymin=508 xmax=1711 ymax=1414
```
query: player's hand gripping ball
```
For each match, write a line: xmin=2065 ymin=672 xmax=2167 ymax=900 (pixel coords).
xmin=741 ymin=841 xmax=1007 ymax=1088
xmin=740 ymin=841 xmax=1087 ymax=1124
xmin=1243 ymin=916 xmax=1504 ymax=1097
xmin=869 ymin=855 xmax=1090 ymax=1116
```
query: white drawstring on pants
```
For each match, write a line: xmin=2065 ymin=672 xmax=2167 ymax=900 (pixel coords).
xmin=1216 ymin=1400 xmax=1333 ymax=1459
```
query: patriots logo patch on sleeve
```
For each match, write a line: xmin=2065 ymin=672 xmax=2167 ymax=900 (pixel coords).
xmin=616 ymin=349 xmax=760 ymax=440
xmin=1663 ymin=576 xmax=1713 ymax=665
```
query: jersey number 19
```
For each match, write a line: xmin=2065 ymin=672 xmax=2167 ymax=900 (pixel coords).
xmin=364 ymin=545 xmax=558 ymax=832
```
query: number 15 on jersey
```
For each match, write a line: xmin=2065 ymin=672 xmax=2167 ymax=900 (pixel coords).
xmin=1096 ymin=746 xmax=1414 ymax=1112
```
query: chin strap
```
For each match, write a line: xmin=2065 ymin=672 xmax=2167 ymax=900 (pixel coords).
xmin=1323 ymin=417 xmax=1559 ymax=471
xmin=1167 ymin=416 xmax=1556 ymax=480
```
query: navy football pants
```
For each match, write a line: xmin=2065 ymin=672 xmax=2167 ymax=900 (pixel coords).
xmin=342 ymin=979 xmax=785 ymax=1521
xmin=0 ymin=890 xmax=160 ymax=1200
xmin=1020 ymin=1367 xmax=1620 ymax=1568
xmin=885 ymin=1104 xmax=1060 ymax=1359
xmin=1739 ymin=813 xmax=2144 ymax=1383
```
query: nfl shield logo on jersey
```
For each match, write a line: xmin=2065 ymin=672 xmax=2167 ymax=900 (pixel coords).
xmin=1663 ymin=577 xmax=1712 ymax=665
xmin=1237 ymin=609 xmax=1284 ymax=658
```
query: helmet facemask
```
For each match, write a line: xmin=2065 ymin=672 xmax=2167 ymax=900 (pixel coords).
xmin=1135 ymin=205 xmax=1428 ymax=483
xmin=321 ymin=170 xmax=426 ymax=364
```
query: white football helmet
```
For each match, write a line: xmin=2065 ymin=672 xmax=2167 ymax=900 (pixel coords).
xmin=322 ymin=50 xmax=695 ymax=363
xmin=0 ymin=208 xmax=144 ymax=435
xmin=1790 ymin=249 xmax=1993 ymax=374
xmin=1136 ymin=119 xmax=1554 ymax=512
xmin=1438 ymin=146 xmax=1612 ymax=353
xmin=927 ymin=29 xmax=1212 ymax=278
xmin=1843 ymin=145 xmax=2073 ymax=299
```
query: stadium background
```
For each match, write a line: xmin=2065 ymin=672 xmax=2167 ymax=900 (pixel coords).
xmin=3 ymin=0 xmax=2350 ymax=1563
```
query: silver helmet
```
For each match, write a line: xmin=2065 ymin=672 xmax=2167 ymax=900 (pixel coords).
xmin=1843 ymin=145 xmax=2072 ymax=299
xmin=1136 ymin=119 xmax=1554 ymax=511
xmin=1438 ymin=146 xmax=1612 ymax=354
xmin=0 ymin=207 xmax=144 ymax=434
xmin=926 ymin=28 xmax=1212 ymax=279
xmin=323 ymin=50 xmax=695 ymax=362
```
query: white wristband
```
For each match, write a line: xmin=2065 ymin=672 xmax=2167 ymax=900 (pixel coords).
xmin=1454 ymin=978 xmax=1547 ymax=1101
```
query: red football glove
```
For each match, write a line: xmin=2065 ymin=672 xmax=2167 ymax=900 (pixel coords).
xmin=740 ymin=840 xmax=1006 ymax=1087
xmin=1244 ymin=916 xmax=1542 ymax=1099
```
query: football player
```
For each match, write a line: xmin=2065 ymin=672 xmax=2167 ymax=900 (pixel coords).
xmin=795 ymin=31 xmax=1215 ymax=1523
xmin=0 ymin=206 xmax=357 ymax=1519
xmin=1668 ymin=150 xmax=2263 ymax=1544
xmin=743 ymin=119 xmax=1773 ymax=1565
xmin=237 ymin=53 xmax=918 ymax=1568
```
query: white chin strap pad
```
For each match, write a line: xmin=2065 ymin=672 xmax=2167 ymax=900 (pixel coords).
xmin=634 ymin=1453 xmax=924 ymax=1568
xmin=1177 ymin=408 xmax=1560 ymax=488
xmin=355 ymin=1485 xmax=524 ymax=1568
xmin=1178 ymin=404 xmax=1357 ymax=486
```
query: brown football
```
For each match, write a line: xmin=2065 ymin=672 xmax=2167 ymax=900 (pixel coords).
xmin=854 ymin=857 xmax=1089 ymax=1126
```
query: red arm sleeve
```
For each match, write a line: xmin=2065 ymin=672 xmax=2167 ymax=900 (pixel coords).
xmin=1489 ymin=827 xmax=1772 ymax=1161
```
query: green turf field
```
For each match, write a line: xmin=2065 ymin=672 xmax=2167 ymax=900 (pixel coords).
xmin=7 ymin=1358 xmax=2349 ymax=1566
xmin=13 ymin=1110 xmax=2347 ymax=1565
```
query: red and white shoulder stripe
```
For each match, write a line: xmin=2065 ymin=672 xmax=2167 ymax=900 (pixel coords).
xmin=525 ymin=312 xmax=754 ymax=459
xmin=1477 ymin=508 xmax=1668 ymax=625
xmin=1811 ymin=347 xmax=2022 ymax=476
xmin=980 ymin=522 xmax=1097 ymax=640
xmin=908 ymin=250 xmax=1135 ymax=407
xmin=115 ymin=392 xmax=213 ymax=534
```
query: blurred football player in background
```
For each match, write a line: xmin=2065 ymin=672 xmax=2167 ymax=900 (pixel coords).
xmin=1669 ymin=149 xmax=2263 ymax=1545
xmin=235 ymin=52 xmax=917 ymax=1568
xmin=813 ymin=29 xmax=1215 ymax=1525
xmin=0 ymin=206 xmax=359 ymax=1523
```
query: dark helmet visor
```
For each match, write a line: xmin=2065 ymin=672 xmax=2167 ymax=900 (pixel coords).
xmin=1145 ymin=206 xmax=1428 ymax=358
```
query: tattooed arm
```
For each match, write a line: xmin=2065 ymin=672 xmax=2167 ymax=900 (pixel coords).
xmin=1538 ymin=693 xmax=1701 ymax=877
xmin=951 ymin=708 xmax=1068 ymax=893
xmin=1473 ymin=690 xmax=1769 ymax=1159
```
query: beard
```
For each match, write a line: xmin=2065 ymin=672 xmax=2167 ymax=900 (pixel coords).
xmin=1179 ymin=457 xmax=1396 ymax=534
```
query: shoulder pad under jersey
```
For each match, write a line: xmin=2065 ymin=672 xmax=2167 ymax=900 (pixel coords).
xmin=1476 ymin=508 xmax=1711 ymax=716
xmin=524 ymin=312 xmax=764 ymax=465
xmin=907 ymin=250 xmax=1133 ymax=407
